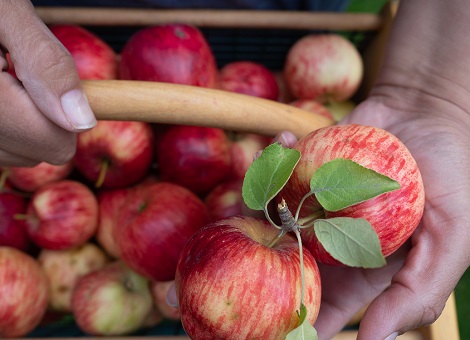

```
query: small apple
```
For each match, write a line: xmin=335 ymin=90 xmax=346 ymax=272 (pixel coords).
xmin=229 ymin=132 xmax=271 ymax=180
xmin=284 ymin=33 xmax=363 ymax=102
xmin=176 ymin=215 xmax=321 ymax=339
xmin=324 ymin=99 xmax=356 ymax=122
xmin=74 ymin=120 xmax=154 ymax=189
xmin=49 ymin=25 xmax=118 ymax=80
xmin=71 ymin=260 xmax=153 ymax=336
xmin=288 ymin=99 xmax=335 ymax=121
xmin=218 ymin=61 xmax=279 ymax=100
xmin=150 ymin=280 xmax=180 ymax=321
xmin=0 ymin=190 xmax=33 ymax=252
xmin=3 ymin=161 xmax=74 ymax=192
xmin=24 ymin=180 xmax=99 ymax=250
xmin=0 ymin=246 xmax=49 ymax=338
xmin=114 ymin=181 xmax=210 ymax=282
xmin=38 ymin=243 xmax=110 ymax=312
xmin=119 ymin=24 xmax=218 ymax=88
xmin=278 ymin=124 xmax=425 ymax=265
xmin=156 ymin=125 xmax=232 ymax=195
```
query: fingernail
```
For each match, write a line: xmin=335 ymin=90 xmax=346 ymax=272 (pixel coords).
xmin=166 ymin=282 xmax=179 ymax=308
xmin=61 ymin=89 xmax=97 ymax=130
xmin=274 ymin=131 xmax=297 ymax=147
xmin=384 ymin=332 xmax=398 ymax=340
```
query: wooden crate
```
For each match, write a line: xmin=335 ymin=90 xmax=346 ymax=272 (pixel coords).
xmin=28 ymin=2 xmax=461 ymax=340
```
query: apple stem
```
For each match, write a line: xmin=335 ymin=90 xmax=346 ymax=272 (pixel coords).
xmin=13 ymin=213 xmax=37 ymax=222
xmin=293 ymin=228 xmax=306 ymax=311
xmin=95 ymin=159 xmax=109 ymax=188
xmin=0 ymin=168 xmax=10 ymax=191
xmin=267 ymin=229 xmax=286 ymax=248
xmin=294 ymin=191 xmax=316 ymax=222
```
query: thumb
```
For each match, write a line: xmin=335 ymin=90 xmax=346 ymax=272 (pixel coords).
xmin=0 ymin=0 xmax=96 ymax=132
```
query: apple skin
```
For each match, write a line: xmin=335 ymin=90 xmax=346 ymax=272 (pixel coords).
xmin=38 ymin=243 xmax=110 ymax=312
xmin=289 ymin=99 xmax=335 ymax=121
xmin=114 ymin=181 xmax=210 ymax=282
xmin=284 ymin=33 xmax=363 ymax=102
xmin=0 ymin=191 xmax=33 ymax=252
xmin=219 ymin=61 xmax=279 ymax=100
xmin=119 ymin=24 xmax=218 ymax=88
xmin=49 ymin=25 xmax=118 ymax=80
xmin=156 ymin=125 xmax=232 ymax=195
xmin=176 ymin=216 xmax=321 ymax=339
xmin=278 ymin=124 xmax=425 ymax=265
xmin=0 ymin=246 xmax=49 ymax=338
xmin=25 ymin=180 xmax=99 ymax=250
xmin=71 ymin=261 xmax=153 ymax=336
xmin=229 ymin=132 xmax=271 ymax=180
xmin=4 ymin=161 xmax=74 ymax=192
xmin=74 ymin=120 xmax=154 ymax=189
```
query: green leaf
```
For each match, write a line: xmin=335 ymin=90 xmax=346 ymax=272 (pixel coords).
xmin=309 ymin=158 xmax=400 ymax=212
xmin=286 ymin=304 xmax=318 ymax=340
xmin=313 ymin=217 xmax=386 ymax=268
xmin=242 ymin=142 xmax=301 ymax=211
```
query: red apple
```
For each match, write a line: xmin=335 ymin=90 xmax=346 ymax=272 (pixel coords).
xmin=151 ymin=281 xmax=180 ymax=321
xmin=229 ymin=132 xmax=271 ymax=180
xmin=71 ymin=261 xmax=153 ymax=336
xmin=175 ymin=216 xmax=322 ymax=339
xmin=4 ymin=161 xmax=74 ymax=192
xmin=219 ymin=61 xmax=279 ymax=100
xmin=114 ymin=181 xmax=210 ymax=282
xmin=0 ymin=191 xmax=33 ymax=252
xmin=24 ymin=180 xmax=99 ymax=250
xmin=156 ymin=125 xmax=232 ymax=195
xmin=74 ymin=120 xmax=154 ymax=189
xmin=38 ymin=243 xmax=110 ymax=312
xmin=278 ymin=124 xmax=425 ymax=265
xmin=289 ymin=99 xmax=335 ymax=121
xmin=284 ymin=33 xmax=363 ymax=102
xmin=0 ymin=247 xmax=49 ymax=338
xmin=119 ymin=24 xmax=218 ymax=88
xmin=49 ymin=25 xmax=118 ymax=80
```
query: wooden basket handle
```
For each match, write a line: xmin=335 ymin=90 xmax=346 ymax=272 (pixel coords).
xmin=83 ymin=80 xmax=334 ymax=138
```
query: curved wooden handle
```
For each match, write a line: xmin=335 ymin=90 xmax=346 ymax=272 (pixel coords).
xmin=82 ymin=80 xmax=334 ymax=139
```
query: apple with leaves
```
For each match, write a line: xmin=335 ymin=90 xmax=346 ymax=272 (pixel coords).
xmin=72 ymin=261 xmax=153 ymax=336
xmin=24 ymin=179 xmax=99 ymax=250
xmin=284 ymin=33 xmax=363 ymax=102
xmin=272 ymin=124 xmax=425 ymax=266
xmin=219 ymin=61 xmax=279 ymax=100
xmin=38 ymin=243 xmax=109 ymax=312
xmin=119 ymin=24 xmax=218 ymax=87
xmin=175 ymin=215 xmax=321 ymax=339
xmin=0 ymin=247 xmax=49 ymax=338
xmin=114 ymin=181 xmax=210 ymax=281
xmin=74 ymin=120 xmax=154 ymax=189
xmin=49 ymin=25 xmax=118 ymax=80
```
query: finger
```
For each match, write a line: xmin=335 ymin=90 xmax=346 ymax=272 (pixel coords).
xmin=166 ymin=281 xmax=178 ymax=308
xmin=0 ymin=149 xmax=39 ymax=167
xmin=273 ymin=130 xmax=298 ymax=147
xmin=0 ymin=0 xmax=96 ymax=132
xmin=357 ymin=221 xmax=470 ymax=339
xmin=0 ymin=71 xmax=77 ymax=164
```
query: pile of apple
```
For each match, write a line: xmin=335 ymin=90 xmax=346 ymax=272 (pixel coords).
xmin=1 ymin=22 xmax=425 ymax=339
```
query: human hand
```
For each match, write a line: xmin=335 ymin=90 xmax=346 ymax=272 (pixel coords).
xmin=0 ymin=0 xmax=96 ymax=166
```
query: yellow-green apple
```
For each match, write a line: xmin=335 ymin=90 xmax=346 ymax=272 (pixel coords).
xmin=24 ymin=180 xmax=99 ymax=250
xmin=71 ymin=261 xmax=153 ymax=336
xmin=119 ymin=24 xmax=218 ymax=88
xmin=3 ymin=161 xmax=74 ymax=192
xmin=49 ymin=25 xmax=118 ymax=80
xmin=229 ymin=132 xmax=271 ymax=180
xmin=219 ymin=61 xmax=279 ymax=100
xmin=113 ymin=181 xmax=210 ymax=281
xmin=324 ymin=99 xmax=356 ymax=122
xmin=278 ymin=124 xmax=425 ymax=265
xmin=284 ymin=33 xmax=363 ymax=102
xmin=74 ymin=121 xmax=154 ymax=189
xmin=175 ymin=216 xmax=321 ymax=339
xmin=150 ymin=280 xmax=180 ymax=321
xmin=0 ymin=190 xmax=33 ymax=252
xmin=38 ymin=243 xmax=110 ymax=312
xmin=156 ymin=125 xmax=232 ymax=195
xmin=0 ymin=247 xmax=49 ymax=338
xmin=288 ymin=99 xmax=335 ymax=121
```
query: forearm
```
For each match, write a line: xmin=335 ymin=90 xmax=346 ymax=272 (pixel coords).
xmin=372 ymin=0 xmax=470 ymax=117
